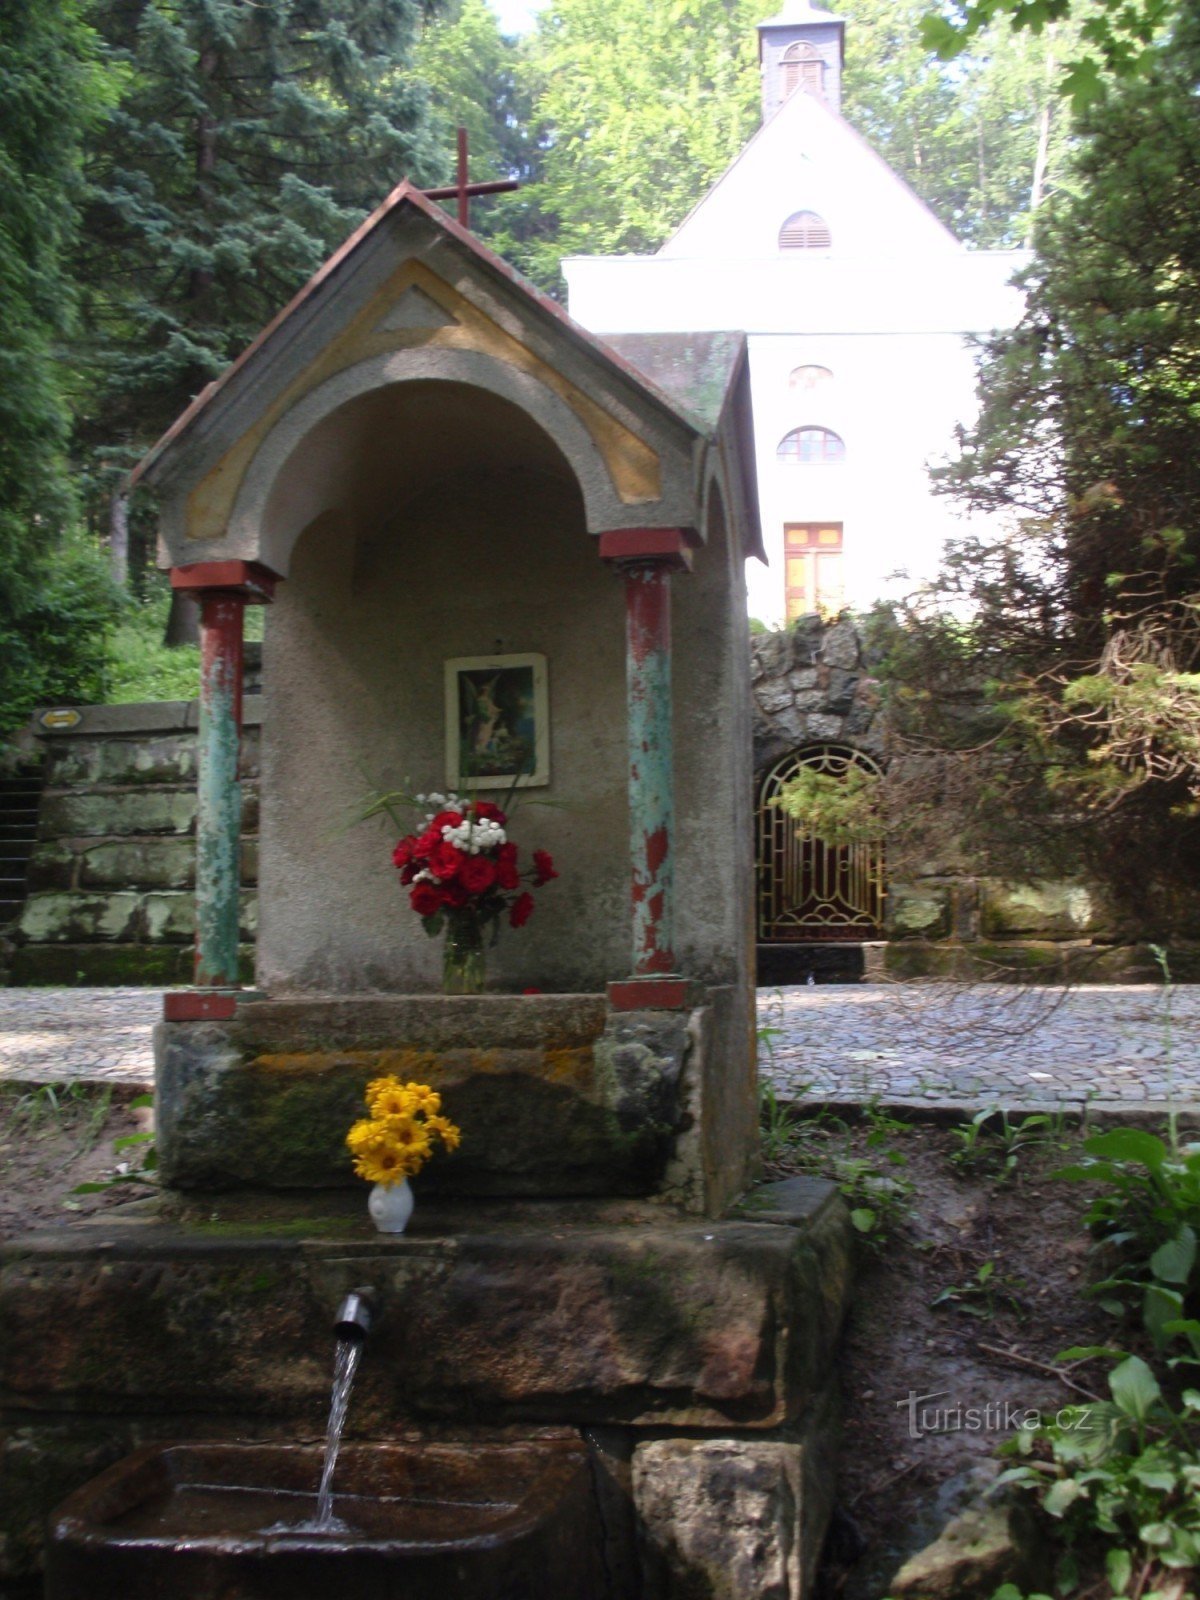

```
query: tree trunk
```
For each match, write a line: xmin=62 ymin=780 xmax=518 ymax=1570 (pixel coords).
xmin=189 ymin=46 xmax=218 ymax=301
xmin=109 ymin=491 xmax=129 ymax=588
xmin=1028 ymin=91 xmax=1052 ymax=231
xmin=163 ymin=590 xmax=200 ymax=648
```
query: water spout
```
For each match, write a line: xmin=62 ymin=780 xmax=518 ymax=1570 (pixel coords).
xmin=333 ymin=1287 xmax=375 ymax=1343
xmin=315 ymin=1287 xmax=376 ymax=1526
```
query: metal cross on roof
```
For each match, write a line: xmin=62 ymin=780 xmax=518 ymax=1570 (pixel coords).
xmin=422 ymin=127 xmax=520 ymax=229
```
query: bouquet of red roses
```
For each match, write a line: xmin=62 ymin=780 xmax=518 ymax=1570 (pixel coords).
xmin=390 ymin=792 xmax=557 ymax=991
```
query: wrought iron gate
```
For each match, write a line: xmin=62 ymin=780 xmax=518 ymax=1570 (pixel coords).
xmin=756 ymin=745 xmax=885 ymax=941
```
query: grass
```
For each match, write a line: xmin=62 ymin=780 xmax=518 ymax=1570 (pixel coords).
xmin=103 ymin=580 xmax=263 ymax=705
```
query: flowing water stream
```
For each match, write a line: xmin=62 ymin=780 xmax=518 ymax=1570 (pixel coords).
xmin=315 ymin=1335 xmax=363 ymax=1526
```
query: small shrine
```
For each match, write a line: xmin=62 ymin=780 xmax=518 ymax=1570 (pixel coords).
xmin=135 ymin=179 xmax=766 ymax=1211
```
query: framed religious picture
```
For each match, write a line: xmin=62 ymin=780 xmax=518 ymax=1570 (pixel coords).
xmin=445 ymin=653 xmax=550 ymax=789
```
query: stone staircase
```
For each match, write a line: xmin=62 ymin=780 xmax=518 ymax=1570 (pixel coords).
xmin=0 ymin=768 xmax=42 ymax=929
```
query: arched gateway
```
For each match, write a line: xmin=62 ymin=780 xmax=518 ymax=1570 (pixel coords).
xmin=756 ymin=743 xmax=885 ymax=941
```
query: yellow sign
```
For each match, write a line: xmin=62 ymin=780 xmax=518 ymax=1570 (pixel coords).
xmin=38 ymin=708 xmax=82 ymax=730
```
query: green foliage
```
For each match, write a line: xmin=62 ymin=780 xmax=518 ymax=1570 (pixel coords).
xmin=104 ymin=591 xmax=201 ymax=704
xmin=921 ymin=0 xmax=1180 ymax=107
xmin=519 ymin=0 xmax=1084 ymax=276
xmin=72 ymin=1093 xmax=158 ymax=1194
xmin=773 ymin=763 xmax=884 ymax=848
xmin=890 ymin=8 xmax=1200 ymax=914
xmin=932 ymin=1257 xmax=1026 ymax=1318
xmin=841 ymin=0 xmax=1080 ymax=247
xmin=521 ymin=0 xmax=762 ymax=278
xmin=950 ymin=1105 xmax=1066 ymax=1179
xmin=0 ymin=534 xmax=118 ymax=736
xmin=759 ymin=1097 xmax=915 ymax=1245
xmin=0 ymin=0 xmax=121 ymax=732
xmin=996 ymin=1357 xmax=1200 ymax=1588
xmin=412 ymin=0 xmax=553 ymax=286
xmin=1057 ymin=1127 xmax=1200 ymax=1343
xmin=77 ymin=0 xmax=450 ymax=497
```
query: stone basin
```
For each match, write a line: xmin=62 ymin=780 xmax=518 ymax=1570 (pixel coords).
xmin=45 ymin=1437 xmax=603 ymax=1599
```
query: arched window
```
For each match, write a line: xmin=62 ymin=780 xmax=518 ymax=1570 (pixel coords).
xmin=789 ymin=364 xmax=833 ymax=391
xmin=781 ymin=41 xmax=824 ymax=99
xmin=777 ymin=427 xmax=845 ymax=463
xmin=778 ymin=210 xmax=832 ymax=250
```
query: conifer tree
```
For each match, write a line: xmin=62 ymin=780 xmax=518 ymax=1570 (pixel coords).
xmin=78 ymin=0 xmax=451 ymax=613
xmin=0 ymin=0 xmax=117 ymax=731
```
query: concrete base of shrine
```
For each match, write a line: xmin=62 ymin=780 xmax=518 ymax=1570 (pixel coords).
xmin=0 ymin=1177 xmax=849 ymax=1598
xmin=154 ymin=988 xmax=759 ymax=1216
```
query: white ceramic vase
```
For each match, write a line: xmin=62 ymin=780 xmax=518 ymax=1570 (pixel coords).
xmin=368 ymin=1178 xmax=414 ymax=1234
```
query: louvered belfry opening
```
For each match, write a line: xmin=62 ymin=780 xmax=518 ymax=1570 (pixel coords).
xmin=756 ymin=745 xmax=885 ymax=942
xmin=778 ymin=210 xmax=832 ymax=250
xmin=781 ymin=42 xmax=825 ymax=99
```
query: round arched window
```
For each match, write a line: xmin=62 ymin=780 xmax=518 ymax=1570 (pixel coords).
xmin=777 ymin=427 xmax=845 ymax=463
xmin=778 ymin=210 xmax=831 ymax=250
xmin=789 ymin=364 xmax=833 ymax=391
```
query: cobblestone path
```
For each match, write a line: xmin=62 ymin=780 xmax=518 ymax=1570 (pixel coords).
xmin=0 ymin=984 xmax=1198 ymax=1113
xmin=760 ymin=982 xmax=1200 ymax=1113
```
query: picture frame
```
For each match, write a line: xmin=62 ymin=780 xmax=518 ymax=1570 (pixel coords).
xmin=445 ymin=653 xmax=550 ymax=790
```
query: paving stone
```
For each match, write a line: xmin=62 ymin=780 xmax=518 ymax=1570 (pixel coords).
xmin=0 ymin=984 xmax=1198 ymax=1112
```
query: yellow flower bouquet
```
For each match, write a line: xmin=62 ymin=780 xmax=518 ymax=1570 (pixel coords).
xmin=347 ymin=1076 xmax=461 ymax=1233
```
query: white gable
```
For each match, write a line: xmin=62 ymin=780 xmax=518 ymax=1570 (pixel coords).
xmin=661 ymin=88 xmax=958 ymax=261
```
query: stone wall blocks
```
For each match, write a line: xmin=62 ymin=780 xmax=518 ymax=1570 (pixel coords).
xmin=757 ymin=682 xmax=796 ymax=717
xmin=17 ymin=891 xmax=140 ymax=944
xmin=817 ymin=619 xmax=860 ymax=671
xmin=886 ymin=884 xmax=953 ymax=940
xmin=633 ymin=1439 xmax=806 ymax=1599
xmin=39 ymin=789 xmax=198 ymax=839
xmin=25 ymin=843 xmax=77 ymax=891
xmin=980 ymin=879 xmax=1113 ymax=940
xmin=138 ymin=890 xmax=257 ymax=943
xmin=79 ymin=838 xmax=196 ymax=891
xmin=774 ymin=709 xmax=810 ymax=745
xmin=804 ymin=714 xmax=844 ymax=742
xmin=822 ymin=669 xmax=858 ymax=717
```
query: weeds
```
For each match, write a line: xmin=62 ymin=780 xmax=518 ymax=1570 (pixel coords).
xmin=932 ymin=1258 xmax=1025 ymax=1320
xmin=949 ymin=1104 xmax=1067 ymax=1180
xmin=757 ymin=1092 xmax=914 ymax=1244
xmin=71 ymin=1093 xmax=157 ymax=1195
xmin=0 ymin=1082 xmax=114 ymax=1160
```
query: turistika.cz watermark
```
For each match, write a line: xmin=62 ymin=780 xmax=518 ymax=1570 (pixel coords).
xmin=897 ymin=1389 xmax=1095 ymax=1441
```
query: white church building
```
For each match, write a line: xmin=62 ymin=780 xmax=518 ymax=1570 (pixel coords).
xmin=565 ymin=0 xmax=1028 ymax=626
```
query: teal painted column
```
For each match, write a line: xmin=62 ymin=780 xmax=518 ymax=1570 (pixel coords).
xmin=171 ymin=561 xmax=277 ymax=995
xmin=195 ymin=592 xmax=245 ymax=987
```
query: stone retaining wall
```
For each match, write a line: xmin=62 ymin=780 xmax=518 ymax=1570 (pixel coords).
xmin=6 ymin=701 xmax=259 ymax=985
xmin=751 ymin=615 xmax=1200 ymax=981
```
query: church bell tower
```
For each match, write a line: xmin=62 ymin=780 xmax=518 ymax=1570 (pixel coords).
xmin=757 ymin=0 xmax=845 ymax=120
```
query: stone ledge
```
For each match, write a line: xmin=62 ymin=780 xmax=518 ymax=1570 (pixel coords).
xmin=31 ymin=699 xmax=265 ymax=737
xmin=0 ymin=1185 xmax=850 ymax=1433
xmin=154 ymin=996 xmax=694 ymax=1196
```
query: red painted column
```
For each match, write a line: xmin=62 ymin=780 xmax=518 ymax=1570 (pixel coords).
xmin=599 ymin=530 xmax=694 ymax=1005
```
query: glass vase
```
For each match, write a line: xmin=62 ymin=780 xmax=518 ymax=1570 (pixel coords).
xmin=443 ymin=915 xmax=486 ymax=995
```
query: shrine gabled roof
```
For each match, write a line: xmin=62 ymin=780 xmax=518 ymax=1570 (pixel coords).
xmin=128 ymin=180 xmax=711 ymax=493
xmin=604 ymin=332 xmax=764 ymax=563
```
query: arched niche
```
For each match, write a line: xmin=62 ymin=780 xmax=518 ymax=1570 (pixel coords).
xmin=254 ymin=376 xmax=629 ymax=995
xmin=228 ymin=348 xmax=630 ymax=577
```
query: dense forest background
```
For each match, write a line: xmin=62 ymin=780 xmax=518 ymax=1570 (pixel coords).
xmin=1 ymin=0 xmax=1193 ymax=869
